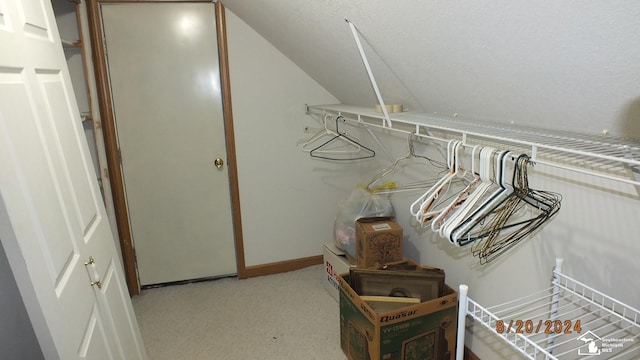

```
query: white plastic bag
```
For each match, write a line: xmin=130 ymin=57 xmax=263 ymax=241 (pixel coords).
xmin=333 ymin=188 xmax=394 ymax=259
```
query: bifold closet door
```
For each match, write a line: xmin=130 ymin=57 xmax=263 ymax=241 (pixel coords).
xmin=0 ymin=0 xmax=146 ymax=357
xmin=100 ymin=2 xmax=237 ymax=285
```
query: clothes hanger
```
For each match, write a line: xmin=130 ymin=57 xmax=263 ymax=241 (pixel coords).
xmin=465 ymin=153 xmax=531 ymax=248
xmin=366 ymin=132 xmax=446 ymax=194
xmin=468 ymin=154 xmax=562 ymax=263
xmin=418 ymin=141 xmax=476 ymax=226
xmin=435 ymin=147 xmax=500 ymax=243
xmin=449 ymin=149 xmax=515 ymax=246
xmin=300 ymin=114 xmax=361 ymax=154
xmin=409 ymin=140 xmax=462 ymax=222
xmin=474 ymin=188 xmax=560 ymax=264
xmin=430 ymin=145 xmax=483 ymax=233
xmin=409 ymin=139 xmax=456 ymax=218
xmin=444 ymin=151 xmax=513 ymax=246
xmin=309 ymin=116 xmax=375 ymax=161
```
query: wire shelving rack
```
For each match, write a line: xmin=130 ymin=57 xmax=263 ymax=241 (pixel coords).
xmin=306 ymin=104 xmax=640 ymax=188
xmin=456 ymin=259 xmax=640 ymax=359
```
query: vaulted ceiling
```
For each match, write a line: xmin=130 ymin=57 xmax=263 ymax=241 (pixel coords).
xmin=222 ymin=1 xmax=640 ymax=138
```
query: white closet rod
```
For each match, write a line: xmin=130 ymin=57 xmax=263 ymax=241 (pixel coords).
xmin=306 ymin=104 xmax=640 ymax=188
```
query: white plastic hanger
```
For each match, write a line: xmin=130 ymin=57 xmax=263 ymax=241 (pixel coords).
xmin=449 ymin=150 xmax=515 ymax=246
xmin=409 ymin=140 xmax=457 ymax=219
xmin=430 ymin=145 xmax=482 ymax=233
xmin=437 ymin=147 xmax=497 ymax=242
xmin=412 ymin=141 xmax=468 ymax=225
xmin=418 ymin=141 xmax=469 ymax=225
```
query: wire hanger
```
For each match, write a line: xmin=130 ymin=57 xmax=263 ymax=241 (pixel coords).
xmin=365 ymin=132 xmax=446 ymax=193
xmin=442 ymin=149 xmax=512 ymax=245
xmin=299 ymin=114 xmax=360 ymax=154
xmin=309 ymin=116 xmax=375 ymax=161
xmin=468 ymin=154 xmax=562 ymax=264
xmin=460 ymin=153 xmax=531 ymax=246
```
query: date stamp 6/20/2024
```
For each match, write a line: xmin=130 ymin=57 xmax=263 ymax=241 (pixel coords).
xmin=496 ymin=319 xmax=582 ymax=335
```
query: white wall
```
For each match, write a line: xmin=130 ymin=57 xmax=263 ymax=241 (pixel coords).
xmin=223 ymin=1 xmax=640 ymax=139
xmin=222 ymin=2 xmax=640 ymax=357
xmin=226 ymin=5 xmax=639 ymax=356
xmin=226 ymin=10 xmax=382 ymax=266
xmin=346 ymin=129 xmax=640 ymax=359
xmin=19 ymin=3 xmax=636 ymax=358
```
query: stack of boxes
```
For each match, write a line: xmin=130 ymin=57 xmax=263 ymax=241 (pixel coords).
xmin=323 ymin=242 xmax=354 ymax=302
xmin=324 ymin=217 xmax=403 ymax=301
xmin=323 ymin=217 xmax=459 ymax=360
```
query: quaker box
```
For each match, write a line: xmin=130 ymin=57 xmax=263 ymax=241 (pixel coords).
xmin=338 ymin=272 xmax=458 ymax=360
xmin=354 ymin=217 xmax=403 ymax=268
xmin=323 ymin=242 xmax=355 ymax=302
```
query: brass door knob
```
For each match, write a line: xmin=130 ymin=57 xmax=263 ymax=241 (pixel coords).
xmin=214 ymin=158 xmax=224 ymax=168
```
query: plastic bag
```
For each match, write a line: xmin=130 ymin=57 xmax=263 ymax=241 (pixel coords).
xmin=334 ymin=187 xmax=395 ymax=259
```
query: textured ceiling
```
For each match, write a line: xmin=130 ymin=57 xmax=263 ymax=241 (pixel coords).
xmin=222 ymin=0 xmax=640 ymax=138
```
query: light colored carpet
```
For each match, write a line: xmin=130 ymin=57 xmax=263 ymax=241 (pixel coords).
xmin=132 ymin=264 xmax=346 ymax=360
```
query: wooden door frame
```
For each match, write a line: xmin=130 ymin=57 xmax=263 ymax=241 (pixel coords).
xmin=86 ymin=0 xmax=246 ymax=295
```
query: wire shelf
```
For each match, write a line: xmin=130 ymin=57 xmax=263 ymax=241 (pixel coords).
xmin=306 ymin=104 xmax=640 ymax=187
xmin=457 ymin=260 xmax=640 ymax=359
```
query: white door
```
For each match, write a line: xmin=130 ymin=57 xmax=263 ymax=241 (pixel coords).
xmin=0 ymin=0 xmax=146 ymax=358
xmin=100 ymin=2 xmax=237 ymax=286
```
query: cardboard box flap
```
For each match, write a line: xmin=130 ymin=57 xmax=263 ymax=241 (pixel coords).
xmin=356 ymin=217 xmax=403 ymax=232
xmin=356 ymin=216 xmax=395 ymax=224
xmin=338 ymin=272 xmax=458 ymax=360
xmin=339 ymin=274 xmax=457 ymax=324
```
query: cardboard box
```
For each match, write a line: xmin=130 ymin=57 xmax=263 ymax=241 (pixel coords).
xmin=323 ymin=242 xmax=355 ymax=302
xmin=355 ymin=217 xmax=403 ymax=268
xmin=339 ymin=272 xmax=458 ymax=360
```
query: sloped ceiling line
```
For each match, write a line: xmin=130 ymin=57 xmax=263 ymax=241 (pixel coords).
xmin=223 ymin=1 xmax=640 ymax=139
